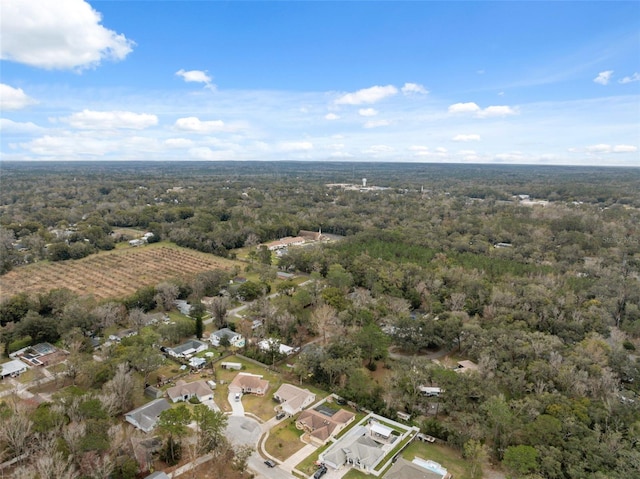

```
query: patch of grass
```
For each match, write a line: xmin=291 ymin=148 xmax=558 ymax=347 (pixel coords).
xmin=264 ymin=418 xmax=306 ymax=461
xmin=296 ymin=441 xmax=333 ymax=475
xmin=342 ymin=469 xmax=371 ymax=479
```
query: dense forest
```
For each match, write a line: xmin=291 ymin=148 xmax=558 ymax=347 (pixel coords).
xmin=0 ymin=161 xmax=639 ymax=479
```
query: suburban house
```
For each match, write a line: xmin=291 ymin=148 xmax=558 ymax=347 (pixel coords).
xmin=419 ymin=386 xmax=443 ymax=397
xmin=273 ymin=384 xmax=316 ymax=416
xmin=258 ymin=338 xmax=296 ymax=356
xmin=166 ymin=380 xmax=213 ymax=403
xmin=166 ymin=339 xmax=208 ymax=358
xmin=210 ymin=328 xmax=245 ymax=348
xmin=188 ymin=357 xmax=206 ymax=369
xmin=296 ymin=407 xmax=355 ymax=445
xmin=322 ymin=431 xmax=385 ymax=472
xmin=264 ymin=236 xmax=306 ymax=251
xmin=455 ymin=360 xmax=479 ymax=374
xmin=125 ymin=398 xmax=171 ymax=433
xmin=228 ymin=372 xmax=269 ymax=396
xmin=384 ymin=457 xmax=451 ymax=479
xmin=0 ymin=359 xmax=28 ymax=379
xmin=10 ymin=342 xmax=60 ymax=367
xmin=108 ymin=329 xmax=137 ymax=343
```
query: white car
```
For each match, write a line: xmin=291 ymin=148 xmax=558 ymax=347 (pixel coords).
xmin=234 ymin=392 xmax=241 ymax=401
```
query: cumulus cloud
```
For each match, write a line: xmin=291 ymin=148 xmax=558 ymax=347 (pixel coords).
xmin=448 ymin=102 xmax=516 ymax=118
xmin=335 ymin=85 xmax=398 ymax=105
xmin=365 ymin=144 xmax=393 ymax=154
xmin=164 ymin=138 xmax=194 ymax=148
xmin=358 ymin=108 xmax=378 ymax=117
xmin=61 ymin=110 xmax=158 ymax=129
xmin=593 ymin=70 xmax=613 ymax=85
xmin=176 ymin=69 xmax=214 ymax=89
xmin=363 ymin=119 xmax=390 ymax=128
xmin=325 ymin=113 xmax=340 ymax=120
xmin=174 ymin=116 xmax=236 ymax=133
xmin=0 ymin=84 xmax=38 ymax=110
xmin=435 ymin=147 xmax=448 ymax=154
xmin=0 ymin=0 xmax=134 ymax=70
xmin=21 ymin=134 xmax=114 ymax=156
xmin=477 ymin=105 xmax=517 ymax=118
xmin=619 ymin=72 xmax=640 ymax=84
xmin=278 ymin=141 xmax=314 ymax=151
xmin=612 ymin=144 xmax=638 ymax=153
xmin=401 ymin=83 xmax=428 ymax=95
xmin=448 ymin=102 xmax=481 ymax=114
xmin=585 ymin=144 xmax=637 ymax=153
xmin=452 ymin=134 xmax=481 ymax=142
xmin=0 ymin=118 xmax=42 ymax=133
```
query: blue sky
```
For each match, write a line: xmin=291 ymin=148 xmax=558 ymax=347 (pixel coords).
xmin=1 ymin=0 xmax=638 ymax=165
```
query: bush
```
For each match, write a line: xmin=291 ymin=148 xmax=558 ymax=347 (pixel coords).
xmin=623 ymin=340 xmax=636 ymax=351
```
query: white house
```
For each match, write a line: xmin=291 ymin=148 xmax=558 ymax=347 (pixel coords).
xmin=258 ymin=338 xmax=296 ymax=356
xmin=210 ymin=328 xmax=245 ymax=348
xmin=273 ymin=383 xmax=316 ymax=416
xmin=166 ymin=339 xmax=208 ymax=359
xmin=0 ymin=359 xmax=29 ymax=379
xmin=166 ymin=380 xmax=213 ymax=403
xmin=124 ymin=399 xmax=171 ymax=433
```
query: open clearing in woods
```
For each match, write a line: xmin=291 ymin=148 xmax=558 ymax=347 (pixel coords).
xmin=0 ymin=243 xmax=240 ymax=301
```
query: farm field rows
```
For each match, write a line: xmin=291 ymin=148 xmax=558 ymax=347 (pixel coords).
xmin=0 ymin=244 xmax=240 ymax=301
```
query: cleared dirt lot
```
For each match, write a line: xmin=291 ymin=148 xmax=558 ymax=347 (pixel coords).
xmin=0 ymin=243 xmax=240 ymax=301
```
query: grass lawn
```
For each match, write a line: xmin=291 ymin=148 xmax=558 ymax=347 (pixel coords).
xmin=264 ymin=418 xmax=306 ymax=461
xmin=401 ymin=441 xmax=473 ymax=479
xmin=296 ymin=441 xmax=332 ymax=476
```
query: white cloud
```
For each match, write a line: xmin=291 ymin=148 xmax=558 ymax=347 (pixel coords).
xmin=164 ymin=138 xmax=194 ymax=148
xmin=495 ymin=152 xmax=524 ymax=161
xmin=401 ymin=83 xmax=428 ymax=95
xmin=452 ymin=134 xmax=481 ymax=142
xmin=335 ymin=85 xmax=398 ymax=105
xmin=477 ymin=105 xmax=517 ymax=118
xmin=358 ymin=108 xmax=378 ymax=117
xmin=409 ymin=145 xmax=429 ymax=152
xmin=325 ymin=113 xmax=340 ymax=120
xmin=61 ymin=110 xmax=158 ymax=129
xmin=586 ymin=144 xmax=612 ymax=153
xmin=593 ymin=70 xmax=613 ymax=85
xmin=619 ymin=73 xmax=640 ymax=84
xmin=0 ymin=0 xmax=133 ymax=70
xmin=612 ymin=144 xmax=637 ymax=153
xmin=176 ymin=69 xmax=214 ymax=89
xmin=21 ymin=134 xmax=114 ymax=156
xmin=174 ymin=116 xmax=235 ymax=133
xmin=448 ymin=102 xmax=481 ymax=114
xmin=365 ymin=144 xmax=393 ymax=154
xmin=363 ymin=119 xmax=390 ymax=128
xmin=0 ymin=84 xmax=38 ymax=110
xmin=0 ymin=118 xmax=42 ymax=133
xmin=458 ymin=149 xmax=477 ymax=156
xmin=448 ymin=102 xmax=516 ymax=117
xmin=435 ymin=147 xmax=448 ymax=154
xmin=278 ymin=141 xmax=314 ymax=151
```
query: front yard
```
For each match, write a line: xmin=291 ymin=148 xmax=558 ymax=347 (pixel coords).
xmin=264 ymin=417 xmax=306 ymax=461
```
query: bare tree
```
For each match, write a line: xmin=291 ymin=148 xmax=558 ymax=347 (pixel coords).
xmin=62 ymin=421 xmax=86 ymax=458
xmin=0 ymin=404 xmax=33 ymax=458
xmin=101 ymin=363 xmax=134 ymax=415
xmin=207 ymin=296 xmax=230 ymax=329
xmin=311 ymin=303 xmax=337 ymax=345
xmin=78 ymin=451 xmax=115 ymax=479
xmin=128 ymin=307 xmax=148 ymax=332
xmin=154 ymin=282 xmax=179 ymax=311
xmin=93 ymin=302 xmax=127 ymax=330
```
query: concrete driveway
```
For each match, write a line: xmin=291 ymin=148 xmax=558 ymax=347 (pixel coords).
xmin=228 ymin=391 xmax=245 ymax=416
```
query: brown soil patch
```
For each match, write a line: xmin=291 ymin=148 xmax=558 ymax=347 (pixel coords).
xmin=0 ymin=244 xmax=240 ymax=302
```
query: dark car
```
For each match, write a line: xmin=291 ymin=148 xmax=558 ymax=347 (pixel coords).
xmin=313 ymin=465 xmax=327 ymax=478
xmin=276 ymin=411 xmax=286 ymax=420
xmin=264 ymin=460 xmax=276 ymax=468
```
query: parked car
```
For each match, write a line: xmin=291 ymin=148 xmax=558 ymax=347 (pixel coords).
xmin=276 ymin=411 xmax=286 ymax=420
xmin=264 ymin=460 xmax=276 ymax=468
xmin=235 ymin=392 xmax=241 ymax=401
xmin=313 ymin=465 xmax=327 ymax=478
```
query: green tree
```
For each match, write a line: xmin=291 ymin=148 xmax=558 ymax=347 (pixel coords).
xmin=158 ymin=404 xmax=192 ymax=465
xmin=355 ymin=322 xmax=390 ymax=367
xmin=503 ymin=445 xmax=539 ymax=478
xmin=192 ymin=404 xmax=228 ymax=454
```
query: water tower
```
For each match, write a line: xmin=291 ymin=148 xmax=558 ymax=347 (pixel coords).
xmin=362 ymin=178 xmax=367 ymax=187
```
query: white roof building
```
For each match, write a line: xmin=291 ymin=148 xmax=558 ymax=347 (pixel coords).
xmin=0 ymin=359 xmax=29 ymax=379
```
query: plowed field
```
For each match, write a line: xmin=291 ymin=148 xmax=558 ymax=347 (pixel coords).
xmin=0 ymin=244 xmax=239 ymax=301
